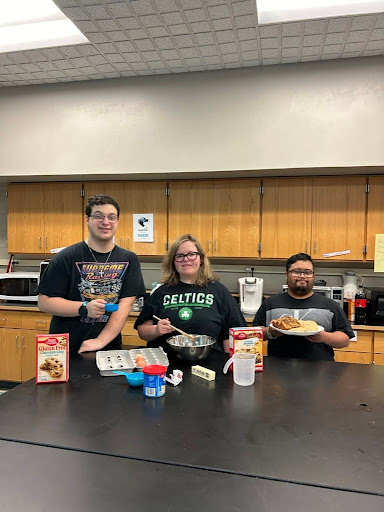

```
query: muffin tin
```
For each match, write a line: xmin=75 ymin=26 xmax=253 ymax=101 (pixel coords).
xmin=96 ymin=348 xmax=169 ymax=377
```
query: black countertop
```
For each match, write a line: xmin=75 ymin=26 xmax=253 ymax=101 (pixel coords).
xmin=0 ymin=352 xmax=383 ymax=496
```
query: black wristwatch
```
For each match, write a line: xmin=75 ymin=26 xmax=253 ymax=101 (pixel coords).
xmin=78 ymin=301 xmax=89 ymax=317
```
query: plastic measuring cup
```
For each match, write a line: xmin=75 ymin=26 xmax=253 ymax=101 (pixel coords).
xmin=223 ymin=353 xmax=256 ymax=386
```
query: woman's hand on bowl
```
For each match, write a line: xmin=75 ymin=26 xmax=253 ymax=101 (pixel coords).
xmin=156 ymin=317 xmax=174 ymax=336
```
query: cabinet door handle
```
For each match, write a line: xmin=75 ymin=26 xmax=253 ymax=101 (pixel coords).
xmin=15 ymin=335 xmax=19 ymax=349
xmin=22 ymin=336 xmax=25 ymax=349
xmin=45 ymin=236 xmax=48 ymax=250
xmin=126 ymin=237 xmax=129 ymax=249
xmin=119 ymin=237 xmax=123 ymax=247
xmin=305 ymin=240 xmax=308 ymax=253
xmin=39 ymin=236 xmax=41 ymax=249
xmin=36 ymin=320 xmax=47 ymax=325
xmin=214 ymin=239 xmax=218 ymax=253
xmin=314 ymin=240 xmax=317 ymax=253
xmin=207 ymin=240 xmax=211 ymax=253
xmin=0 ymin=318 xmax=6 ymax=322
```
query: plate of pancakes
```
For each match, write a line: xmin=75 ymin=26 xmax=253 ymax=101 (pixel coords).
xmin=270 ymin=315 xmax=324 ymax=336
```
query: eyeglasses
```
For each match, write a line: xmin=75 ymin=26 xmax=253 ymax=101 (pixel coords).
xmin=174 ymin=251 xmax=200 ymax=262
xmin=89 ymin=214 xmax=118 ymax=223
xmin=289 ymin=269 xmax=315 ymax=277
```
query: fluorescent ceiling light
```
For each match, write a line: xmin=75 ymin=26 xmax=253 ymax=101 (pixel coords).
xmin=0 ymin=0 xmax=89 ymax=53
xmin=257 ymin=0 xmax=384 ymax=24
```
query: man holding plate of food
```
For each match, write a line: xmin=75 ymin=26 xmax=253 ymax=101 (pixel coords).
xmin=253 ymin=253 xmax=354 ymax=361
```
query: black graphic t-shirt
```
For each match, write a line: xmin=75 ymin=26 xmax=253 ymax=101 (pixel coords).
xmin=134 ymin=281 xmax=247 ymax=352
xmin=253 ymin=292 xmax=354 ymax=361
xmin=38 ymin=241 xmax=145 ymax=355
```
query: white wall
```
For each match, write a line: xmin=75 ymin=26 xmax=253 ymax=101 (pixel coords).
xmin=0 ymin=56 xmax=383 ymax=178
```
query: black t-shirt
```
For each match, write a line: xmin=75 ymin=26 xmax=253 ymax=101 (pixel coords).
xmin=253 ymin=292 xmax=355 ymax=361
xmin=38 ymin=241 xmax=145 ymax=355
xmin=134 ymin=280 xmax=247 ymax=352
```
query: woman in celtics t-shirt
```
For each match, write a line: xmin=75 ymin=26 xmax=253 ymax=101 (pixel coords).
xmin=134 ymin=234 xmax=247 ymax=352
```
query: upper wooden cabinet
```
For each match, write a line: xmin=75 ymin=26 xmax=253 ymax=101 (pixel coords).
xmin=260 ymin=176 xmax=367 ymax=261
xmin=366 ymin=176 xmax=384 ymax=261
xmin=84 ymin=181 xmax=167 ymax=256
xmin=8 ymin=183 xmax=83 ymax=254
xmin=261 ymin=178 xmax=313 ymax=259
xmin=168 ymin=179 xmax=260 ymax=257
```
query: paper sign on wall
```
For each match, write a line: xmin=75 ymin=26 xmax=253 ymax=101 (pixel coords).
xmin=133 ymin=214 xmax=154 ymax=242
xmin=374 ymin=234 xmax=384 ymax=272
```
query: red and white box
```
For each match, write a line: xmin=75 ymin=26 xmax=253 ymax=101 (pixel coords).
xmin=36 ymin=333 xmax=69 ymax=384
xmin=229 ymin=327 xmax=264 ymax=372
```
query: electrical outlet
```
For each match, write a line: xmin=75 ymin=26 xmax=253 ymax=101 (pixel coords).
xmin=245 ymin=267 xmax=252 ymax=272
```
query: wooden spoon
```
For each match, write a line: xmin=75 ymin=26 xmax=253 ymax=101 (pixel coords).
xmin=153 ymin=315 xmax=195 ymax=341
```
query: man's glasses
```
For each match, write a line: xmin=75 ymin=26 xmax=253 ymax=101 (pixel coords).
xmin=89 ymin=213 xmax=118 ymax=223
xmin=289 ymin=269 xmax=314 ymax=277
xmin=174 ymin=251 xmax=200 ymax=262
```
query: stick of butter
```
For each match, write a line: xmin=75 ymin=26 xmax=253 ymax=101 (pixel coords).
xmin=191 ymin=365 xmax=216 ymax=381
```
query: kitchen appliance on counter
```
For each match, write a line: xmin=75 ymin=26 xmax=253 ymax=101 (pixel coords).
xmin=343 ymin=272 xmax=363 ymax=299
xmin=282 ymin=285 xmax=344 ymax=308
xmin=364 ymin=288 xmax=384 ymax=325
xmin=39 ymin=260 xmax=51 ymax=282
xmin=239 ymin=277 xmax=263 ymax=316
xmin=0 ymin=272 xmax=40 ymax=302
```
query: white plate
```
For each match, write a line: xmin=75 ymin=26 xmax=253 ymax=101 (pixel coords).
xmin=269 ymin=324 xmax=324 ymax=337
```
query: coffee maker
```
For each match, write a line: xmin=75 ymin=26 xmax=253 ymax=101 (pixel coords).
xmin=239 ymin=277 xmax=263 ymax=316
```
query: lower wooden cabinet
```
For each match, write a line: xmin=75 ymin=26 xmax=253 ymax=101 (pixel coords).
xmin=122 ymin=316 xmax=146 ymax=347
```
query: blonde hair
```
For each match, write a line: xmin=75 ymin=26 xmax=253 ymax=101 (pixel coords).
xmin=161 ymin=234 xmax=218 ymax=287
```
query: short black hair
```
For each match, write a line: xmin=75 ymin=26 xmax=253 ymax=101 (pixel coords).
xmin=285 ymin=253 xmax=314 ymax=272
xmin=85 ymin=195 xmax=120 ymax=218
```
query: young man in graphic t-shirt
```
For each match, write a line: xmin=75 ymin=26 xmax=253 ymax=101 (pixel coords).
xmin=253 ymin=253 xmax=353 ymax=361
xmin=38 ymin=195 xmax=145 ymax=355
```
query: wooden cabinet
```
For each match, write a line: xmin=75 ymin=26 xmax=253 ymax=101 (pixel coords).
xmin=0 ymin=310 xmax=51 ymax=382
xmin=261 ymin=178 xmax=312 ymax=259
xmin=260 ymin=176 xmax=367 ymax=260
xmin=366 ymin=176 xmax=384 ymax=261
xmin=121 ymin=316 xmax=146 ymax=347
xmin=8 ymin=183 xmax=83 ymax=254
xmin=334 ymin=329 xmax=373 ymax=364
xmin=373 ymin=332 xmax=384 ymax=365
xmin=84 ymin=181 xmax=168 ymax=256
xmin=169 ymin=179 xmax=260 ymax=257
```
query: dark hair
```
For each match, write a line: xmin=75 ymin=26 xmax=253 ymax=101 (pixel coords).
xmin=285 ymin=253 xmax=314 ymax=272
xmin=85 ymin=195 xmax=120 ymax=218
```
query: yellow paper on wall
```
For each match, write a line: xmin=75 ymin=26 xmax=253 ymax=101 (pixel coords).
xmin=374 ymin=234 xmax=384 ymax=272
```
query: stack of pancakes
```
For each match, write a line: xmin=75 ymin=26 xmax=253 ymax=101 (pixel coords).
xmin=272 ymin=316 xmax=319 ymax=332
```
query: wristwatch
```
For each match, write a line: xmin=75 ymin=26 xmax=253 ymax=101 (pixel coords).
xmin=266 ymin=327 xmax=277 ymax=340
xmin=78 ymin=301 xmax=89 ymax=317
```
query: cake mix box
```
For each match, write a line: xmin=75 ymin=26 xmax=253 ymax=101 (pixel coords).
xmin=229 ymin=327 xmax=264 ymax=372
xmin=36 ymin=333 xmax=69 ymax=384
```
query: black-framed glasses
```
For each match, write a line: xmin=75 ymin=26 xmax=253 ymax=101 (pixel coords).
xmin=89 ymin=213 xmax=118 ymax=223
xmin=174 ymin=251 xmax=200 ymax=262
xmin=289 ymin=269 xmax=315 ymax=277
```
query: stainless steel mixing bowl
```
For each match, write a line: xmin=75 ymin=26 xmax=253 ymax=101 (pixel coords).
xmin=166 ymin=335 xmax=216 ymax=362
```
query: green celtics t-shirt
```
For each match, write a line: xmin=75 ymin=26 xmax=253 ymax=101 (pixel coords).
xmin=134 ymin=281 xmax=247 ymax=352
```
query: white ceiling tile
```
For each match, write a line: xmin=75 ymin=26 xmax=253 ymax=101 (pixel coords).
xmin=153 ymin=0 xmax=179 ymax=12
xmin=180 ymin=0 xmax=204 ymax=8
xmin=175 ymin=34 xmax=194 ymax=47
xmin=167 ymin=59 xmax=184 ymax=67
xmin=259 ymin=25 xmax=279 ymax=38
xmin=52 ymin=60 xmax=73 ymax=70
xmin=282 ymin=57 xmax=298 ymax=63
xmin=155 ymin=37 xmax=174 ymax=49
xmin=142 ymin=50 xmax=161 ymax=60
xmin=195 ymin=32 xmax=216 ymax=45
xmin=190 ymin=21 xmax=211 ymax=32
xmin=376 ymin=14 xmax=384 ymax=28
xmin=243 ymin=59 xmax=259 ymax=66
xmin=131 ymin=1 xmax=157 ymax=16
xmin=202 ymin=55 xmax=220 ymax=64
xmin=342 ymin=51 xmax=361 ymax=58
xmin=261 ymin=38 xmax=278 ymax=49
xmin=304 ymin=20 xmax=326 ymax=35
xmin=128 ymin=29 xmax=148 ymax=39
xmin=96 ymin=43 xmax=117 ymax=53
xmin=123 ymin=53 xmax=142 ymax=63
xmin=42 ymin=48 xmax=64 ymax=60
xmin=222 ymin=53 xmax=238 ymax=63
xmin=184 ymin=9 xmax=206 ymax=23
xmin=351 ymin=15 xmax=376 ymax=30
xmin=116 ymin=41 xmax=136 ymax=52
xmin=208 ymin=5 xmax=231 ymax=19
xmin=107 ymin=31 xmax=127 ymax=42
xmin=234 ymin=15 xmax=256 ymax=28
xmin=324 ymin=33 xmax=345 ymax=45
xmin=282 ymin=36 xmax=300 ymax=48
xmin=6 ymin=53 xmax=31 ymax=64
xmin=37 ymin=61 xmax=57 ymax=71
xmin=301 ymin=46 xmax=319 ymax=56
xmin=200 ymin=45 xmax=218 ymax=56
xmin=282 ymin=47 xmax=299 ymax=58
xmin=61 ymin=47 xmax=83 ymax=58
xmin=31 ymin=71 xmax=51 ymax=79
xmin=344 ymin=42 xmax=365 ymax=52
xmin=180 ymin=47 xmax=199 ymax=58
xmin=216 ymin=30 xmax=235 ymax=43
xmin=147 ymin=27 xmax=169 ymax=37
xmin=363 ymin=49 xmax=383 ymax=55
xmin=366 ymin=40 xmax=384 ymax=50
xmin=240 ymin=40 xmax=257 ymax=52
xmin=323 ymin=44 xmax=342 ymax=54
xmin=76 ymin=21 xmax=98 ymax=32
xmin=140 ymin=15 xmax=162 ymax=27
xmin=3 ymin=64 xmax=24 ymax=73
xmin=97 ymin=19 xmax=120 ymax=31
xmin=242 ymin=50 xmax=259 ymax=60
xmin=107 ymin=2 xmax=132 ymax=17
xmin=85 ymin=5 xmax=110 ymax=18
xmin=168 ymin=24 xmax=189 ymax=35
xmin=117 ymin=17 xmax=141 ymax=29
xmin=79 ymin=66 xmax=99 ymax=74
xmin=183 ymin=57 xmax=202 ymax=66
xmin=237 ymin=27 xmax=257 ymax=40
xmin=96 ymin=63 xmax=115 ymax=72
xmin=347 ymin=30 xmax=369 ymax=43
xmin=64 ymin=68 xmax=84 ymax=76
xmin=88 ymin=55 xmax=109 ymax=65
xmin=282 ymin=23 xmax=302 ymax=36
xmin=70 ymin=57 xmax=89 ymax=67
xmin=162 ymin=12 xmax=184 ymax=24
xmin=303 ymin=34 xmax=323 ymax=46
xmin=212 ymin=19 xmax=233 ymax=31
xmin=371 ymin=28 xmax=384 ymax=39
xmin=149 ymin=61 xmax=168 ymax=70
xmin=263 ymin=58 xmax=279 ymax=65
xmin=24 ymin=50 xmax=47 ymax=62
xmin=161 ymin=49 xmax=180 ymax=60
xmin=232 ymin=1 xmax=255 ymax=16
xmin=219 ymin=42 xmax=238 ymax=54
xmin=327 ymin=18 xmax=350 ymax=32
xmin=78 ymin=45 xmax=100 ymax=57
xmin=87 ymin=33 xmax=109 ymax=43
xmin=261 ymin=49 xmax=278 ymax=58
xmin=188 ymin=65 xmax=205 ymax=71
xmin=130 ymin=62 xmax=150 ymax=70
xmin=61 ymin=7 xmax=88 ymax=21
xmin=321 ymin=54 xmax=339 ymax=60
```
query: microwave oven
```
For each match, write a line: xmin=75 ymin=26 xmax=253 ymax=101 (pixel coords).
xmin=0 ymin=272 xmax=40 ymax=302
xmin=364 ymin=288 xmax=384 ymax=325
xmin=282 ymin=285 xmax=344 ymax=307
